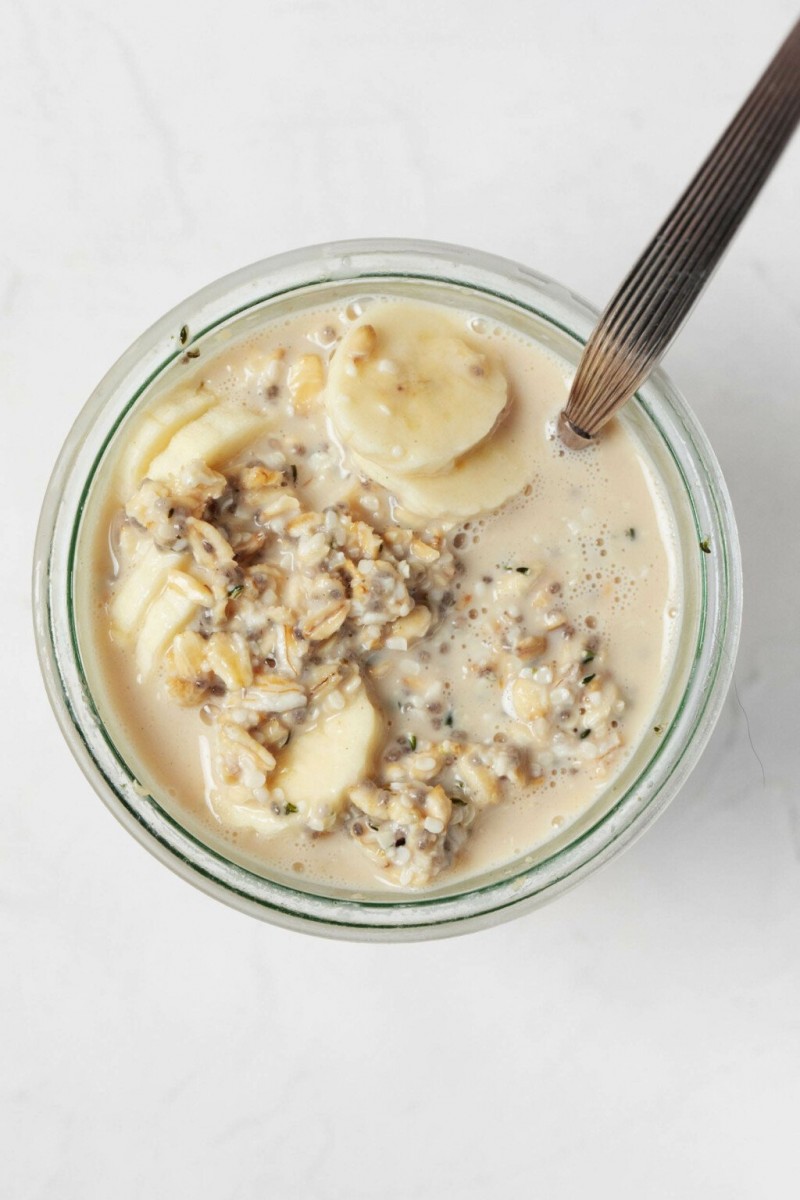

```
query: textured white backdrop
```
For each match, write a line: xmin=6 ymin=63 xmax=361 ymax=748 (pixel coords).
xmin=3 ymin=1 xmax=799 ymax=1197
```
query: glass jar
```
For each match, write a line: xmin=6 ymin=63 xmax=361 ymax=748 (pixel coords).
xmin=33 ymin=239 xmax=742 ymax=940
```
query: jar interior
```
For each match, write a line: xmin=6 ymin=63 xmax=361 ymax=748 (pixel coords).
xmin=70 ymin=272 xmax=705 ymax=909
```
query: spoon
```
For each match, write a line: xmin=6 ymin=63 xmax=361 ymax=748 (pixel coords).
xmin=558 ymin=16 xmax=800 ymax=449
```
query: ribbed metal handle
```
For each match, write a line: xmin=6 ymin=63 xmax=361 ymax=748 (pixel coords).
xmin=560 ymin=16 xmax=800 ymax=448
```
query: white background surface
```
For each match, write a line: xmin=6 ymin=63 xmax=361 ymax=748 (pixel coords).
xmin=3 ymin=1 xmax=800 ymax=1196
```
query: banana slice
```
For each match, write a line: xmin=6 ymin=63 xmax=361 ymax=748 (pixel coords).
xmin=117 ymin=385 xmax=218 ymax=498
xmin=135 ymin=571 xmax=213 ymax=678
xmin=110 ymin=543 xmax=190 ymax=640
xmin=353 ymin=408 xmax=529 ymax=521
xmin=271 ymin=683 xmax=383 ymax=828
xmin=326 ymin=303 xmax=508 ymax=476
xmin=147 ymin=404 xmax=270 ymax=482
xmin=210 ymin=682 xmax=383 ymax=838
xmin=352 ymin=348 xmax=566 ymax=520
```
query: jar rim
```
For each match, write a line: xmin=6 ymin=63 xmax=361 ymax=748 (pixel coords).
xmin=33 ymin=238 xmax=742 ymax=940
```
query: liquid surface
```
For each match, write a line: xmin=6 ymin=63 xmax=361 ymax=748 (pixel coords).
xmin=76 ymin=295 xmax=681 ymax=894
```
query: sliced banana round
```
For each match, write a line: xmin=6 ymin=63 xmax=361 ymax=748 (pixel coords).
xmin=352 ymin=403 xmax=530 ymax=521
xmin=208 ymin=681 xmax=384 ymax=838
xmin=134 ymin=570 xmax=213 ymax=679
xmin=326 ymin=302 xmax=508 ymax=476
xmin=147 ymin=403 xmax=271 ymax=482
xmin=351 ymin=346 xmax=567 ymax=520
xmin=271 ymin=682 xmax=383 ymax=829
xmin=116 ymin=384 xmax=218 ymax=498
xmin=109 ymin=543 xmax=190 ymax=640
xmin=352 ymin=434 xmax=527 ymax=523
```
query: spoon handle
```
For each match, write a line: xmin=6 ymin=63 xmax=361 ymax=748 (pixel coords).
xmin=560 ymin=16 xmax=800 ymax=447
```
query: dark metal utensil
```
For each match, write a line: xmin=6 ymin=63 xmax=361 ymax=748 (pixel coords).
xmin=559 ymin=16 xmax=800 ymax=449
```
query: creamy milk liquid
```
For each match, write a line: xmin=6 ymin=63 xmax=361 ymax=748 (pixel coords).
xmin=76 ymin=295 xmax=680 ymax=895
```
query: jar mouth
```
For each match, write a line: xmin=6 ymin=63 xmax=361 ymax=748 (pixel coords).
xmin=34 ymin=238 xmax=742 ymax=940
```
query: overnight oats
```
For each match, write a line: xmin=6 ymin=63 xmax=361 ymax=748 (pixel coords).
xmin=76 ymin=294 xmax=679 ymax=891
xmin=36 ymin=242 xmax=741 ymax=937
